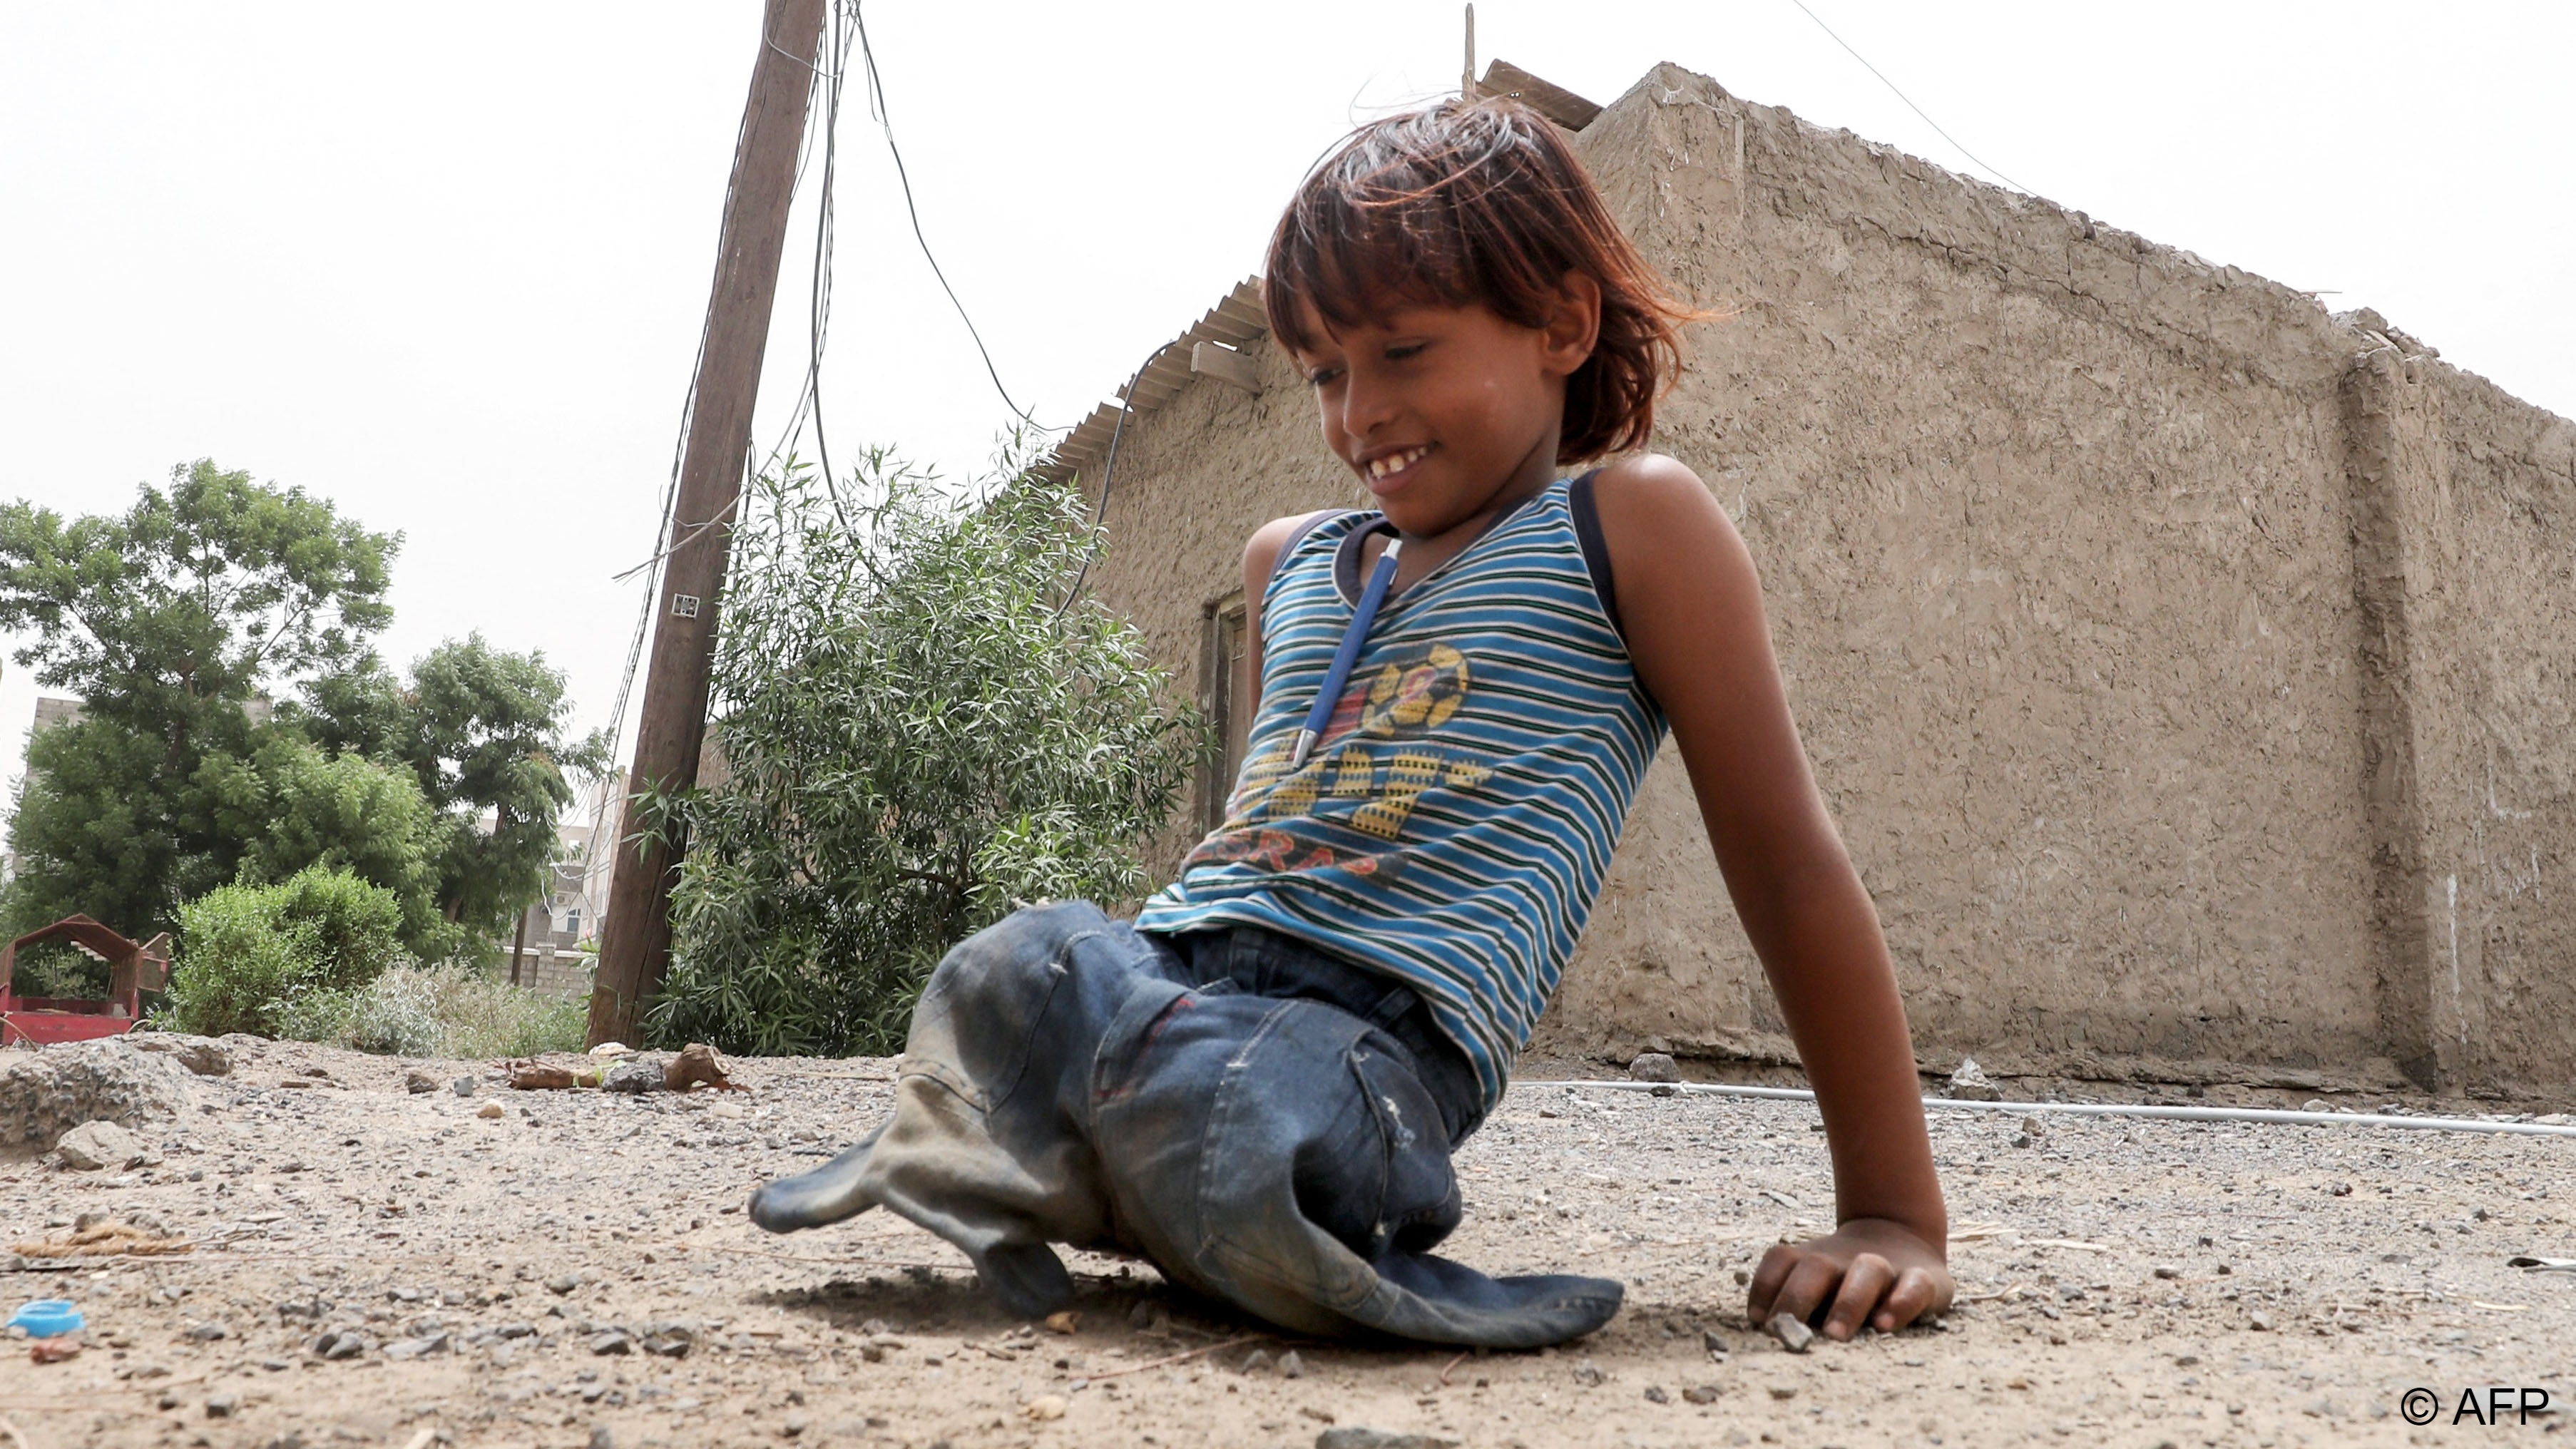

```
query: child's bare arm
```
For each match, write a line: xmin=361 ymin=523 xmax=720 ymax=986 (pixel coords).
xmin=1593 ymin=454 xmax=1952 ymax=1338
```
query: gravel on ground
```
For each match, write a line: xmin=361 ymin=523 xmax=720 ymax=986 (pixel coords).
xmin=4 ymin=1036 xmax=2571 ymax=1448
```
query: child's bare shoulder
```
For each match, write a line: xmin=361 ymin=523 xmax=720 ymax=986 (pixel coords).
xmin=1242 ymin=509 xmax=1345 ymax=591
xmin=1586 ymin=454 xmax=1746 ymax=572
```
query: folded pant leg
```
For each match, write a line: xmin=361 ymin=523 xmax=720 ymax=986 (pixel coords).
xmin=750 ymin=901 xmax=1173 ymax=1316
xmin=1089 ymin=986 xmax=1622 ymax=1348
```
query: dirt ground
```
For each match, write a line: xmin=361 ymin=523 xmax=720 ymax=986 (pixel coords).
xmin=4 ymin=1039 xmax=2572 ymax=1449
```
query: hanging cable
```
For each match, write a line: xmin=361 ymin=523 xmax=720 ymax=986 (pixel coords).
xmin=1781 ymin=0 xmax=2033 ymax=195
xmin=587 ymin=0 xmax=852 ymax=896
xmin=851 ymin=0 xmax=1050 ymax=430
xmin=1053 ymin=344 xmax=1167 ymax=615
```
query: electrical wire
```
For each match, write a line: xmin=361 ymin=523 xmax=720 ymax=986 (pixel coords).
xmin=584 ymin=0 xmax=851 ymax=898
xmin=1541 ymin=1079 xmax=2576 ymax=1140
xmin=1053 ymin=344 xmax=1167 ymax=615
xmin=851 ymin=0 xmax=1048 ymax=429
xmin=1781 ymin=0 xmax=2034 ymax=196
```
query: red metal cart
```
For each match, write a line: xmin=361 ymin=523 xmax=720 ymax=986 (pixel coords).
xmin=0 ymin=916 xmax=170 ymax=1045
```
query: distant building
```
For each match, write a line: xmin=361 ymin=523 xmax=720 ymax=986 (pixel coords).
xmin=500 ymin=773 xmax=625 ymax=995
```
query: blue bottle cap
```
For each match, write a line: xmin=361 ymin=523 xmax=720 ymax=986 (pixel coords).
xmin=9 ymin=1299 xmax=83 ymax=1338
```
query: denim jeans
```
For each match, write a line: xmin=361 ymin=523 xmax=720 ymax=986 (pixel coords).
xmin=749 ymin=901 xmax=1622 ymax=1347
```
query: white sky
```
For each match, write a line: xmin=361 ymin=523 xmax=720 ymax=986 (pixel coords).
xmin=4 ymin=1 xmax=2570 ymax=810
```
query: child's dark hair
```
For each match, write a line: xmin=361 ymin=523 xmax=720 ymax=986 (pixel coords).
xmin=1264 ymin=96 xmax=1707 ymax=464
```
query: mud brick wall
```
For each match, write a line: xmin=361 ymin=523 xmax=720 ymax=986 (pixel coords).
xmin=1073 ymin=64 xmax=2576 ymax=1096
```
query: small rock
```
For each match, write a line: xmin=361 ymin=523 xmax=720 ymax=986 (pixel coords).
xmin=1682 ymin=1384 xmax=1722 ymax=1404
xmin=2301 ymin=1099 xmax=2330 ymax=1113
xmin=206 ymin=1393 xmax=240 ymax=1419
xmin=476 ymin=1100 xmax=506 ymax=1119
xmin=1240 ymin=1348 xmax=1272 ymax=1374
xmin=1042 ymin=1310 xmax=1080 ymax=1335
xmin=2153 ymin=1265 xmax=2181 ymax=1280
xmin=1948 ymin=1057 xmax=2003 ymax=1101
xmin=590 ymin=1330 xmax=633 ymax=1355
xmin=382 ymin=1333 xmax=449 ymax=1361
xmin=782 ymin=1413 xmax=808 ymax=1438
xmin=641 ymin=1322 xmax=695 ymax=1358
xmin=1628 ymin=1053 xmax=1680 ymax=1084
xmin=1766 ymin=1312 xmax=1814 ymax=1353
xmin=603 ymin=1061 xmax=662 ymax=1095
xmin=1769 ymin=1385 xmax=1797 ymax=1401
xmin=2012 ymin=1133 xmax=2034 ymax=1149
xmin=1279 ymin=1348 xmax=1305 ymax=1379
xmin=1023 ymin=1396 xmax=1067 ymax=1421
xmin=185 ymin=1321 xmax=228 ymax=1341
xmin=54 ymin=1120 xmax=144 ymax=1171
xmin=2247 ymin=1311 xmax=2274 ymax=1332
xmin=450 ymin=1077 xmax=476 ymax=1097
xmin=587 ymin=1428 xmax=615 ymax=1449
xmin=404 ymin=1071 xmax=439 ymax=1095
xmin=315 ymin=1331 xmax=367 ymax=1361
xmin=1701 ymin=1328 xmax=1728 ymax=1360
xmin=1315 ymin=1432 xmax=1461 ymax=1449
xmin=1642 ymin=1385 xmax=1669 ymax=1403
xmin=547 ymin=1273 xmax=586 ymax=1295
xmin=1571 ymin=1358 xmax=1604 ymax=1386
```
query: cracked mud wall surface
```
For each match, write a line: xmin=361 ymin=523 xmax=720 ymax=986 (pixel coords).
xmin=1073 ymin=63 xmax=2576 ymax=1095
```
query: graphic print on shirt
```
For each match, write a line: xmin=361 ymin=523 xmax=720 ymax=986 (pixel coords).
xmin=1183 ymin=640 xmax=1494 ymax=880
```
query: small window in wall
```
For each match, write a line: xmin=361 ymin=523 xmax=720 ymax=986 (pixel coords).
xmin=1203 ymin=594 xmax=1251 ymax=831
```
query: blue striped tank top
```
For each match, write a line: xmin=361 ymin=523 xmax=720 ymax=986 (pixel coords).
xmin=1136 ymin=473 xmax=1669 ymax=1109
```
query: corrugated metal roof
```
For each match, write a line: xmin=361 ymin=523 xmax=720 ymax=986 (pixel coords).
xmin=1036 ymin=277 xmax=1266 ymax=486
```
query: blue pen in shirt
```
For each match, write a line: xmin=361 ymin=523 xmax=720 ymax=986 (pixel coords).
xmin=1288 ymin=536 xmax=1401 ymax=769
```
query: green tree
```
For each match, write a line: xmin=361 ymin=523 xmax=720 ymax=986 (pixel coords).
xmin=158 ymin=865 xmax=408 ymax=1038
xmin=297 ymin=636 xmax=607 ymax=942
xmin=647 ymin=446 xmax=1207 ymax=1056
xmin=0 ymin=461 xmax=397 ymax=936
xmin=197 ymin=734 xmax=459 ymax=959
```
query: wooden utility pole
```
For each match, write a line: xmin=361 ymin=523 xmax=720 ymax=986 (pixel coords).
xmin=587 ymin=0 xmax=828 ymax=1047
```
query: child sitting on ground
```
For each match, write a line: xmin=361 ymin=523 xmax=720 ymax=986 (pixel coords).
xmin=752 ymin=94 xmax=1952 ymax=1348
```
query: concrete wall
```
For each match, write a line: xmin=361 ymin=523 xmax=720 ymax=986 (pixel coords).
xmin=1073 ymin=63 xmax=2576 ymax=1096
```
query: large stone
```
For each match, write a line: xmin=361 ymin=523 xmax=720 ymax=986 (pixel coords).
xmin=126 ymin=1034 xmax=233 ymax=1077
xmin=0 ymin=1039 xmax=195 ymax=1157
xmin=56 ymin=1119 xmax=144 ymax=1170
xmin=1628 ymin=1052 xmax=1681 ymax=1084
xmin=603 ymin=1060 xmax=663 ymax=1095
xmin=1947 ymin=1057 xmax=2003 ymax=1102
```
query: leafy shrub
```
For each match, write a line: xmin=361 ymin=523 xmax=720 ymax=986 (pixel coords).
xmin=159 ymin=866 xmax=407 ymax=1036
xmin=7 ymin=938 xmax=109 ymax=999
xmin=199 ymin=735 xmax=466 ymax=962
xmin=646 ymin=445 xmax=1205 ymax=1056
xmin=277 ymin=960 xmax=588 ymax=1058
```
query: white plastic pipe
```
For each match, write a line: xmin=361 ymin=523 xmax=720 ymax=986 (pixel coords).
xmin=1530 ymin=1078 xmax=2576 ymax=1140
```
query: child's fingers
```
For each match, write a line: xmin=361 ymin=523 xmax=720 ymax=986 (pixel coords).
xmin=1821 ymin=1252 xmax=1897 ymax=1341
xmin=1744 ymin=1241 xmax=1802 ymax=1319
xmin=1762 ymin=1251 xmax=1849 ymax=1331
xmin=1869 ymin=1266 xmax=1949 ymax=1332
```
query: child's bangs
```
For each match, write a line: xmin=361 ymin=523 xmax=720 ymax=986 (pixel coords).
xmin=1273 ymin=188 xmax=1498 ymax=354
xmin=1264 ymin=96 xmax=1712 ymax=462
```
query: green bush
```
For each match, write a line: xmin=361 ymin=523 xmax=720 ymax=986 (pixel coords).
xmin=159 ymin=866 xmax=407 ymax=1036
xmin=8 ymin=938 xmax=108 ymax=999
xmin=277 ymin=960 xmax=588 ymax=1059
xmin=645 ymin=444 xmax=1205 ymax=1056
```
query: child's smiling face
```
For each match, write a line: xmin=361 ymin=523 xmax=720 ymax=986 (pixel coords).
xmin=1288 ymin=286 xmax=1598 ymax=539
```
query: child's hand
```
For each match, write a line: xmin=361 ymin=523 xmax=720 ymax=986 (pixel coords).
xmin=1746 ymin=1217 xmax=1952 ymax=1341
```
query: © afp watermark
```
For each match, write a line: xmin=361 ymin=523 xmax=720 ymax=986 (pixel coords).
xmin=2400 ymin=1386 xmax=2553 ymax=1426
